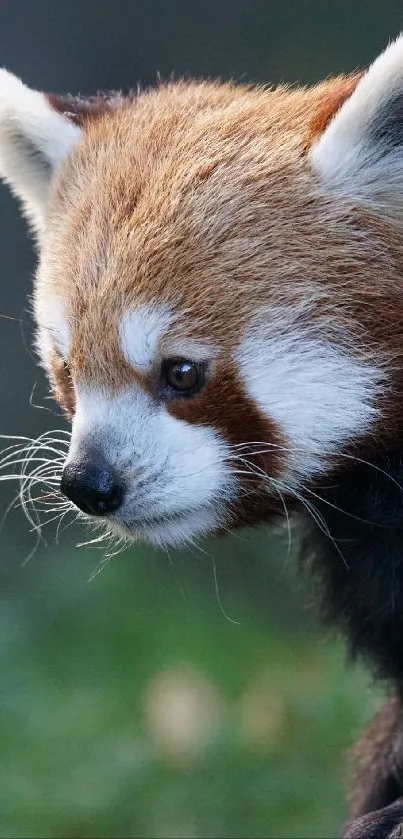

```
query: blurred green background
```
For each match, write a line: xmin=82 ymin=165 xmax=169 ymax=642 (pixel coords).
xmin=0 ymin=2 xmax=400 ymax=837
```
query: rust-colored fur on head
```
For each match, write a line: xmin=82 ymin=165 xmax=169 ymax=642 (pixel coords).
xmin=304 ymin=73 xmax=363 ymax=149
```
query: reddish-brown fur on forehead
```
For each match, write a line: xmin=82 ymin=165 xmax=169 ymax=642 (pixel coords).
xmin=304 ymin=73 xmax=363 ymax=150
xmin=44 ymin=77 xmax=363 ymax=366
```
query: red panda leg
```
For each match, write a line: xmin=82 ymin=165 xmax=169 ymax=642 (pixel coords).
xmin=342 ymin=694 xmax=403 ymax=837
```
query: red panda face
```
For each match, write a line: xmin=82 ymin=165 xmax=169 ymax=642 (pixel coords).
xmin=2 ymin=40 xmax=403 ymax=547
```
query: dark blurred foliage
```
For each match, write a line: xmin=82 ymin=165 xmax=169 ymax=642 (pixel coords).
xmin=0 ymin=2 xmax=401 ymax=836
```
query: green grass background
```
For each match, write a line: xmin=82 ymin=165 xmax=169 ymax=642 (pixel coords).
xmin=0 ymin=525 xmax=383 ymax=838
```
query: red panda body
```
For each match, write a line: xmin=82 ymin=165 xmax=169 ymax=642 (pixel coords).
xmin=2 ymin=38 xmax=403 ymax=837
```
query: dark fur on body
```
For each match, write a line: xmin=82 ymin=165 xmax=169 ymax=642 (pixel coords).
xmin=305 ymin=452 xmax=403 ymax=833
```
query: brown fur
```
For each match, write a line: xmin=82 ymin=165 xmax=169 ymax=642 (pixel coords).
xmin=347 ymin=694 xmax=403 ymax=821
xmin=304 ymin=73 xmax=363 ymax=149
xmin=166 ymin=360 xmax=287 ymax=527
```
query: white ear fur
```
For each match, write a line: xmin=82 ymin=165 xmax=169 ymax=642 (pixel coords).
xmin=310 ymin=36 xmax=403 ymax=216
xmin=0 ymin=69 xmax=81 ymax=234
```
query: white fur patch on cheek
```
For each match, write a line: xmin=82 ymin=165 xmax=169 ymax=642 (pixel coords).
xmin=119 ymin=306 xmax=172 ymax=372
xmin=237 ymin=322 xmax=384 ymax=480
xmin=35 ymin=296 xmax=70 ymax=366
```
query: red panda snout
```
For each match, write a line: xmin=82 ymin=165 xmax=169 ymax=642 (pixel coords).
xmin=60 ymin=449 xmax=124 ymax=518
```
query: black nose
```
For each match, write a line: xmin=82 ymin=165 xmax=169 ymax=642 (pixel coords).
xmin=60 ymin=455 xmax=123 ymax=517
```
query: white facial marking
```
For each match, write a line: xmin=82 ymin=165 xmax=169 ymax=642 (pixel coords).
xmin=0 ymin=70 xmax=81 ymax=231
xmin=161 ymin=337 xmax=219 ymax=363
xmin=36 ymin=296 xmax=70 ymax=366
xmin=119 ymin=307 xmax=219 ymax=374
xmin=67 ymin=385 xmax=234 ymax=547
xmin=119 ymin=306 xmax=172 ymax=372
xmin=238 ymin=315 xmax=383 ymax=480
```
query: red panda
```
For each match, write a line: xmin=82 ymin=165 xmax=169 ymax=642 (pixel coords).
xmin=1 ymin=36 xmax=403 ymax=838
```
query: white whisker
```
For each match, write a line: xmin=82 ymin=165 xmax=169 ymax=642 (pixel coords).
xmin=0 ymin=428 xmax=71 ymax=546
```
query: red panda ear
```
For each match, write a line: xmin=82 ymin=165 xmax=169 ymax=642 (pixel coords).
xmin=0 ymin=71 xmax=134 ymax=235
xmin=305 ymin=74 xmax=362 ymax=151
xmin=0 ymin=70 xmax=84 ymax=235
xmin=309 ymin=35 xmax=403 ymax=218
xmin=46 ymin=90 xmax=128 ymax=127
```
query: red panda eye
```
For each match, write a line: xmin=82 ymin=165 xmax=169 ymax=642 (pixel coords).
xmin=161 ymin=359 xmax=204 ymax=396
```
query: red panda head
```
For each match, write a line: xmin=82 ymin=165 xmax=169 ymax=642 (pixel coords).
xmin=1 ymin=39 xmax=403 ymax=547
